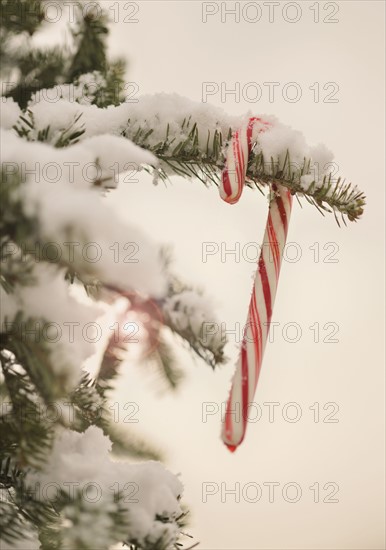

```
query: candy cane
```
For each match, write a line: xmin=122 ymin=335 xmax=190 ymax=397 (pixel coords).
xmin=219 ymin=118 xmax=293 ymax=451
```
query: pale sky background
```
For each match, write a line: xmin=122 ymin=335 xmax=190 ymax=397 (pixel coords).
xmin=37 ymin=2 xmax=385 ymax=549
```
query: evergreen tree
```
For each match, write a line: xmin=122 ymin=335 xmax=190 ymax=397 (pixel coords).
xmin=0 ymin=2 xmax=224 ymax=548
xmin=0 ymin=1 xmax=365 ymax=549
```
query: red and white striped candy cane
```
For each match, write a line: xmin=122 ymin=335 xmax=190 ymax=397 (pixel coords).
xmin=219 ymin=118 xmax=293 ymax=451
xmin=220 ymin=117 xmax=270 ymax=205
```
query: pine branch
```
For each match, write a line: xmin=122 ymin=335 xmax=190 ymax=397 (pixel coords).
xmin=162 ymin=315 xmax=225 ymax=369
xmin=108 ymin=423 xmax=164 ymax=462
xmin=68 ymin=3 xmax=109 ymax=81
xmin=97 ymin=59 xmax=127 ymax=107
xmin=124 ymin=119 xmax=365 ymax=224
xmin=124 ymin=506 xmax=192 ymax=550
xmin=150 ymin=336 xmax=184 ymax=391
xmin=1 ymin=2 xmax=118 ymax=109
xmin=0 ymin=0 xmax=44 ymax=36
xmin=67 ymin=371 xmax=108 ymax=432
xmin=0 ymin=350 xmax=55 ymax=469
xmin=161 ymin=276 xmax=227 ymax=369
xmin=0 ymin=501 xmax=34 ymax=546
xmin=10 ymin=87 xmax=365 ymax=223
xmin=14 ymin=108 xmax=86 ymax=146
xmin=2 ymin=318 xmax=72 ymax=402
xmin=67 ymin=372 xmax=164 ymax=461
xmin=0 ymin=457 xmax=58 ymax=542
xmin=1 ymin=4 xmax=190 ymax=549
xmin=0 ymin=456 xmax=22 ymax=491
xmin=3 ymin=46 xmax=67 ymax=109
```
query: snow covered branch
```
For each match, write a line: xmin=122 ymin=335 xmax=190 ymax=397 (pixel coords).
xmin=6 ymin=89 xmax=366 ymax=223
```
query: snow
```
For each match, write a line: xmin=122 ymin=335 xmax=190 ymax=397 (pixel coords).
xmin=30 ymin=71 xmax=108 ymax=106
xmin=25 ymin=426 xmax=183 ymax=549
xmin=26 ymin=97 xmax=129 ymax=140
xmin=27 ymin=91 xmax=243 ymax=144
xmin=300 ymin=174 xmax=315 ymax=189
xmin=0 ymin=263 xmax=103 ymax=391
xmin=121 ymin=92 xmax=245 ymax=154
xmin=1 ymin=109 xmax=225 ymax=392
xmin=24 ymin=90 xmax=342 ymax=193
xmin=80 ymin=134 xmax=156 ymax=182
xmin=257 ymin=119 xmax=334 ymax=182
xmin=257 ymin=117 xmax=310 ymax=168
xmin=2 ymin=129 xmax=155 ymax=189
xmin=0 ymin=532 xmax=40 ymax=550
xmin=22 ymin=178 xmax=166 ymax=296
xmin=2 ymin=129 xmax=166 ymax=298
xmin=1 ymin=125 xmax=168 ymax=392
xmin=164 ymin=289 xmax=224 ymax=354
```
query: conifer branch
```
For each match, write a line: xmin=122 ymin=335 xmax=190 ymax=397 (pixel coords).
xmin=0 ymin=349 xmax=55 ymax=469
xmin=124 ymin=119 xmax=365 ymax=224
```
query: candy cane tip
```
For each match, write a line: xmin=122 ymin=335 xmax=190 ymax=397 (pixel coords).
xmin=225 ymin=443 xmax=238 ymax=453
xmin=225 ymin=197 xmax=239 ymax=205
xmin=219 ymin=188 xmax=240 ymax=205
